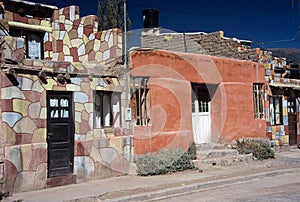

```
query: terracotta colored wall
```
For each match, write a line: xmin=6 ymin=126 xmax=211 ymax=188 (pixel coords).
xmin=130 ymin=49 xmax=266 ymax=154
xmin=133 ymin=78 xmax=193 ymax=154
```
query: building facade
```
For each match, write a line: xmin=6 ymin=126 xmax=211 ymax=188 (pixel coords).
xmin=0 ymin=0 xmax=132 ymax=194
xmin=130 ymin=48 xmax=266 ymax=154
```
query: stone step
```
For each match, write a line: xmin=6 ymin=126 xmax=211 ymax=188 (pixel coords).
xmin=197 ymin=149 xmax=238 ymax=160
xmin=193 ymin=153 xmax=253 ymax=167
xmin=196 ymin=143 xmax=227 ymax=151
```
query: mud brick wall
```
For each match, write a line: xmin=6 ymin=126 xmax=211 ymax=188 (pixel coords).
xmin=142 ymin=30 xmax=258 ymax=61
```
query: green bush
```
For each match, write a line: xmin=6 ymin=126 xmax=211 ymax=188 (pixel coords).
xmin=236 ymin=138 xmax=275 ymax=160
xmin=186 ymin=141 xmax=197 ymax=160
xmin=136 ymin=146 xmax=196 ymax=176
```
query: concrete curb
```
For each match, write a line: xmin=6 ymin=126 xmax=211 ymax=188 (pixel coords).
xmin=98 ymin=167 xmax=300 ymax=202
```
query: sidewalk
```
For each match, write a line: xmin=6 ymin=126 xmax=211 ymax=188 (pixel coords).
xmin=5 ymin=148 xmax=300 ymax=202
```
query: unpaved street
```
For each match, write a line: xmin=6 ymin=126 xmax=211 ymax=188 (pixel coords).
xmin=153 ymin=171 xmax=300 ymax=202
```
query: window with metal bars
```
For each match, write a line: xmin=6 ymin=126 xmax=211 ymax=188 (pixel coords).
xmin=130 ymin=77 xmax=150 ymax=126
xmin=94 ymin=91 xmax=121 ymax=128
xmin=253 ymin=84 xmax=264 ymax=119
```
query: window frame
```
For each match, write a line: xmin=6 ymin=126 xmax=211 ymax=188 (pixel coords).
xmin=270 ymin=96 xmax=283 ymax=125
xmin=253 ymin=83 xmax=264 ymax=119
xmin=9 ymin=28 xmax=44 ymax=59
xmin=94 ymin=90 xmax=121 ymax=128
xmin=130 ymin=77 xmax=150 ymax=126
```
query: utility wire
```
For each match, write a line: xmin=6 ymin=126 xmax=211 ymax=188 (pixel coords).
xmin=128 ymin=0 xmax=290 ymax=16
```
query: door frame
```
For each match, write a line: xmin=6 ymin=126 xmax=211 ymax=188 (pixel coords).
xmin=191 ymin=84 xmax=212 ymax=144
xmin=47 ymin=91 xmax=75 ymax=178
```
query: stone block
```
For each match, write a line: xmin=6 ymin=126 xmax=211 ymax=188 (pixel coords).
xmin=33 ymin=163 xmax=47 ymax=190
xmin=13 ymin=99 xmax=30 ymax=116
xmin=13 ymin=117 xmax=36 ymax=134
xmin=21 ymin=144 xmax=32 ymax=171
xmin=14 ymin=171 xmax=35 ymax=192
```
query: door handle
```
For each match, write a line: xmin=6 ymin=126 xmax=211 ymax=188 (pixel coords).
xmin=47 ymin=133 xmax=54 ymax=139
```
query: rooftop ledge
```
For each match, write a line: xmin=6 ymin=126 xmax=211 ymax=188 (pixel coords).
xmin=9 ymin=0 xmax=58 ymax=10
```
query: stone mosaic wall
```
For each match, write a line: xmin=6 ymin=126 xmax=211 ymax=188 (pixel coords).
xmin=260 ymin=50 xmax=292 ymax=151
xmin=1 ymin=59 xmax=130 ymax=193
xmin=0 ymin=2 xmax=129 ymax=194
xmin=1 ymin=4 xmax=122 ymax=64
xmin=49 ymin=6 xmax=122 ymax=63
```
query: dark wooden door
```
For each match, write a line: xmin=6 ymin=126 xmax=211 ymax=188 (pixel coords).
xmin=288 ymin=98 xmax=297 ymax=146
xmin=47 ymin=91 xmax=74 ymax=178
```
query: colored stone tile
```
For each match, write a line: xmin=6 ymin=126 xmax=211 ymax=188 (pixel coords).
xmin=75 ymin=103 xmax=84 ymax=112
xmin=4 ymin=160 xmax=19 ymax=194
xmin=21 ymin=144 xmax=33 ymax=171
xmin=64 ymin=55 xmax=73 ymax=62
xmin=90 ymin=146 xmax=102 ymax=162
xmin=66 ymin=83 xmax=81 ymax=91
xmin=13 ymin=117 xmax=36 ymax=134
xmin=5 ymin=146 xmax=22 ymax=172
xmin=2 ymin=112 xmax=22 ymax=127
xmin=74 ymin=92 xmax=89 ymax=103
xmin=1 ymin=86 xmax=26 ymax=99
xmin=103 ymin=50 xmax=110 ymax=61
xmin=77 ymin=43 xmax=85 ymax=56
xmin=77 ymin=25 xmax=83 ymax=38
xmin=65 ymin=20 xmax=73 ymax=32
xmin=71 ymin=38 xmax=82 ymax=47
xmin=74 ymin=156 xmax=95 ymax=179
xmin=86 ymin=130 xmax=93 ymax=141
xmin=79 ymin=120 xmax=90 ymax=134
xmin=79 ymin=54 xmax=88 ymax=63
xmin=59 ymin=15 xmax=65 ymax=23
xmin=83 ymin=34 xmax=89 ymax=45
xmin=85 ymin=40 xmax=94 ymax=54
xmin=42 ymin=79 xmax=56 ymax=90
xmin=33 ymin=163 xmax=47 ymax=190
xmin=105 ymin=30 xmax=111 ymax=41
xmin=84 ymin=103 xmax=93 ymax=113
xmin=81 ymin=110 xmax=89 ymax=121
xmin=14 ymin=171 xmax=35 ymax=192
xmin=94 ymin=39 xmax=101 ymax=51
xmin=13 ymin=99 xmax=30 ymax=116
xmin=110 ymin=137 xmax=124 ymax=153
xmin=108 ymin=35 xmax=114 ymax=48
xmin=100 ymin=147 xmax=117 ymax=164
xmin=99 ymin=41 xmax=108 ymax=52
xmin=23 ymin=91 xmax=42 ymax=103
xmin=32 ymin=80 xmax=44 ymax=93
xmin=39 ymin=107 xmax=47 ymax=119
xmin=32 ymin=128 xmax=46 ymax=143
xmin=110 ymin=154 xmax=129 ymax=176
xmin=95 ymin=51 xmax=103 ymax=63
xmin=1 ymin=99 xmax=13 ymax=112
xmin=75 ymin=111 xmax=82 ymax=123
xmin=3 ymin=123 xmax=16 ymax=145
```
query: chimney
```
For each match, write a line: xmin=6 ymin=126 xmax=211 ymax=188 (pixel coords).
xmin=142 ymin=8 xmax=160 ymax=29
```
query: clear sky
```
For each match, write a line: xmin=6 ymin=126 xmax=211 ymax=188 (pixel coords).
xmin=39 ymin=0 xmax=300 ymax=49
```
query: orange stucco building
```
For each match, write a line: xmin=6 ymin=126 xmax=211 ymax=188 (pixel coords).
xmin=130 ymin=49 xmax=266 ymax=154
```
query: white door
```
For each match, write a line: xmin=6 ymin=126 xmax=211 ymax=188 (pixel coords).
xmin=192 ymin=85 xmax=211 ymax=144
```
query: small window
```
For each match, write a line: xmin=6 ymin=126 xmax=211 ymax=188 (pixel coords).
xmin=192 ymin=85 xmax=211 ymax=113
xmin=270 ymin=96 xmax=283 ymax=125
xmin=10 ymin=28 xmax=44 ymax=59
xmin=94 ymin=91 xmax=121 ymax=128
xmin=131 ymin=77 xmax=150 ymax=126
xmin=253 ymin=84 xmax=264 ymax=119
